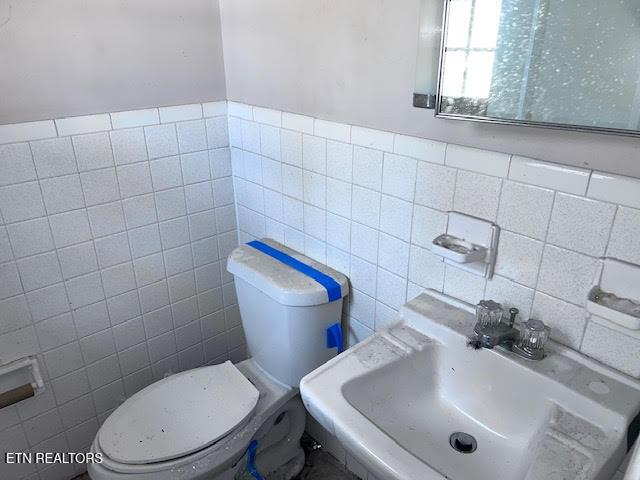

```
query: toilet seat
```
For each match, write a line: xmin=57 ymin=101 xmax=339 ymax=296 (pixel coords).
xmin=98 ymin=361 xmax=260 ymax=465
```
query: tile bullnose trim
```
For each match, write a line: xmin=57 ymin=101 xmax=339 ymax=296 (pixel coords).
xmin=55 ymin=113 xmax=112 ymax=137
xmin=110 ymin=108 xmax=160 ymax=130
xmin=158 ymin=104 xmax=203 ymax=123
xmin=202 ymin=100 xmax=228 ymax=118
xmin=445 ymin=144 xmax=511 ymax=178
xmin=0 ymin=120 xmax=57 ymax=144
xmin=588 ymin=172 xmax=640 ymax=209
xmin=509 ymin=155 xmax=591 ymax=195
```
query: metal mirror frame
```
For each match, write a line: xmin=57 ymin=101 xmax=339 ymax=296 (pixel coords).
xmin=434 ymin=0 xmax=640 ymax=138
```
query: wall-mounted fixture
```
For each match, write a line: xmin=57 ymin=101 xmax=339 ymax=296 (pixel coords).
xmin=587 ymin=258 xmax=640 ymax=331
xmin=0 ymin=357 xmax=44 ymax=408
xmin=413 ymin=0 xmax=445 ymax=109
xmin=430 ymin=212 xmax=499 ymax=278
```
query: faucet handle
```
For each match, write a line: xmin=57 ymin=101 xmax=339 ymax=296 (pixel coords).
xmin=475 ymin=300 xmax=503 ymax=328
xmin=514 ymin=318 xmax=550 ymax=360
xmin=508 ymin=308 xmax=519 ymax=327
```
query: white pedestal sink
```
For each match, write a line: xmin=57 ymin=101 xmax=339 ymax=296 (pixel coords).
xmin=300 ymin=290 xmax=640 ymax=480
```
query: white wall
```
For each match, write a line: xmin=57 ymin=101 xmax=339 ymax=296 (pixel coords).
xmin=0 ymin=0 xmax=227 ymax=125
xmin=219 ymin=0 xmax=640 ymax=179
xmin=0 ymin=103 xmax=243 ymax=480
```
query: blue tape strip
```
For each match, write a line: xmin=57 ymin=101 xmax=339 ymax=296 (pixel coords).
xmin=326 ymin=323 xmax=344 ymax=354
xmin=247 ymin=240 xmax=342 ymax=302
xmin=247 ymin=440 xmax=263 ymax=480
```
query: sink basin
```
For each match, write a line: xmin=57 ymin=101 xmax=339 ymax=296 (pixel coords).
xmin=300 ymin=290 xmax=640 ymax=480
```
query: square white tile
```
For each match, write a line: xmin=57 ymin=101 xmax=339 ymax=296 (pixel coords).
xmin=302 ymin=135 xmax=326 ymax=174
xmin=144 ymin=124 xmax=178 ymax=159
xmin=259 ymin=124 xmax=281 ymax=161
xmin=376 ymin=268 xmax=407 ymax=310
xmin=0 ymin=262 xmax=22 ymax=300
xmin=94 ymin=232 xmax=131 ymax=268
xmin=127 ymin=224 xmax=162 ymax=258
xmin=350 ymin=222 xmax=379 ymax=264
xmin=101 ymin=262 xmax=136 ymax=298
xmin=7 ymin=218 xmax=54 ymax=258
xmin=176 ymin=120 xmax=207 ymax=153
xmin=116 ymin=162 xmax=153 ymax=198
xmin=494 ymin=231 xmax=544 ymax=288
xmin=378 ymin=233 xmax=410 ymax=277
xmin=150 ymin=156 xmax=183 ymax=191
xmin=30 ymin=137 xmax=77 ymax=178
xmin=80 ymin=168 xmax=121 ymax=207
xmin=352 ymin=146 xmax=383 ymax=191
xmin=87 ymin=202 xmax=125 ymax=239
xmin=122 ymin=194 xmax=158 ymax=228
xmin=280 ymin=130 xmax=302 ymax=167
xmin=49 ymin=209 xmax=93 ymax=247
xmin=607 ymin=206 xmax=640 ymax=265
xmin=411 ymin=205 xmax=446 ymax=249
xmin=155 ymin=188 xmax=187 ymax=221
xmin=547 ymin=193 xmax=616 ymax=256
xmin=379 ymin=195 xmax=413 ymax=242
xmin=40 ymin=174 xmax=85 ymax=214
xmin=351 ymin=186 xmax=380 ymax=228
xmin=0 ymin=143 xmax=37 ymax=186
xmin=537 ymin=245 xmax=599 ymax=306
xmin=109 ymin=128 xmax=148 ymax=165
xmin=303 ymin=171 xmax=326 ymax=208
xmin=72 ymin=133 xmax=114 ymax=172
xmin=382 ymin=153 xmax=417 ymax=201
xmin=0 ymin=181 xmax=45 ymax=222
xmin=326 ymin=213 xmax=351 ymax=252
xmin=453 ymin=171 xmax=502 ymax=221
xmin=17 ymin=251 xmax=63 ymax=291
xmin=497 ymin=181 xmax=554 ymax=240
xmin=206 ymin=117 xmax=230 ymax=149
xmin=414 ymin=161 xmax=456 ymax=211
xmin=66 ymin=272 xmax=104 ymax=308
xmin=408 ymin=245 xmax=444 ymax=290
xmin=326 ymin=140 xmax=353 ymax=182
xmin=326 ymin=178 xmax=351 ymax=218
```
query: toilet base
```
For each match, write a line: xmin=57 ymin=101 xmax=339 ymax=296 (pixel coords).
xmin=88 ymin=359 xmax=306 ymax=480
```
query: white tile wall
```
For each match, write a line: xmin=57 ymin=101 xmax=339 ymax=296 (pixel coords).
xmin=0 ymin=101 xmax=242 ymax=480
xmin=229 ymin=102 xmax=640 ymax=385
xmin=2 ymin=100 xmax=640 ymax=480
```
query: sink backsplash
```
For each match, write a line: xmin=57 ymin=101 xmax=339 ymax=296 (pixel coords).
xmin=228 ymin=101 xmax=640 ymax=379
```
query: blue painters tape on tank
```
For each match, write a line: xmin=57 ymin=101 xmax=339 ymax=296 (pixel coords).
xmin=246 ymin=240 xmax=342 ymax=302
xmin=326 ymin=323 xmax=344 ymax=354
xmin=247 ymin=440 xmax=263 ymax=480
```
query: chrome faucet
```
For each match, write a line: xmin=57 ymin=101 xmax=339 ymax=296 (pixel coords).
xmin=471 ymin=300 xmax=550 ymax=360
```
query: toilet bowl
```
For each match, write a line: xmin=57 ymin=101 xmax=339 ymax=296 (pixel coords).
xmin=88 ymin=239 xmax=349 ymax=479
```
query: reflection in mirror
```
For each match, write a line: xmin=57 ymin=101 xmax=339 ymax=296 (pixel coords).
xmin=437 ymin=0 xmax=640 ymax=135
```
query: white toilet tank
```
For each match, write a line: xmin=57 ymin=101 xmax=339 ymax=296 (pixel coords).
xmin=227 ymin=239 xmax=349 ymax=387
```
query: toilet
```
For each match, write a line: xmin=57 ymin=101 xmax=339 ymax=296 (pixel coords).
xmin=88 ymin=239 xmax=349 ymax=480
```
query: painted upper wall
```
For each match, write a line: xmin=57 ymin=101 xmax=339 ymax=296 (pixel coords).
xmin=0 ymin=0 xmax=227 ymax=125
xmin=219 ymin=0 xmax=640 ymax=178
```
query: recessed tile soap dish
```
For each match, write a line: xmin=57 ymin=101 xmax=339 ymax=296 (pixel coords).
xmin=432 ymin=234 xmax=487 ymax=263
xmin=587 ymin=259 xmax=640 ymax=330
xmin=431 ymin=212 xmax=499 ymax=278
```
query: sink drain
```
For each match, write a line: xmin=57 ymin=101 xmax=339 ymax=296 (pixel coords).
xmin=449 ymin=432 xmax=477 ymax=454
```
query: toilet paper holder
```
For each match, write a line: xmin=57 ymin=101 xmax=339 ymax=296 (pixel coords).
xmin=0 ymin=357 xmax=44 ymax=408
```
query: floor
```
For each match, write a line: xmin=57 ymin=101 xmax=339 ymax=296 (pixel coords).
xmin=73 ymin=448 xmax=359 ymax=480
xmin=295 ymin=450 xmax=360 ymax=480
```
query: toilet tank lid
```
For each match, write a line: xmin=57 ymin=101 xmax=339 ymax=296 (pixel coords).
xmin=227 ymin=238 xmax=349 ymax=306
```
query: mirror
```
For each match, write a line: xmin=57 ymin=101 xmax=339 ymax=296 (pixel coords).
xmin=436 ymin=0 xmax=640 ymax=136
